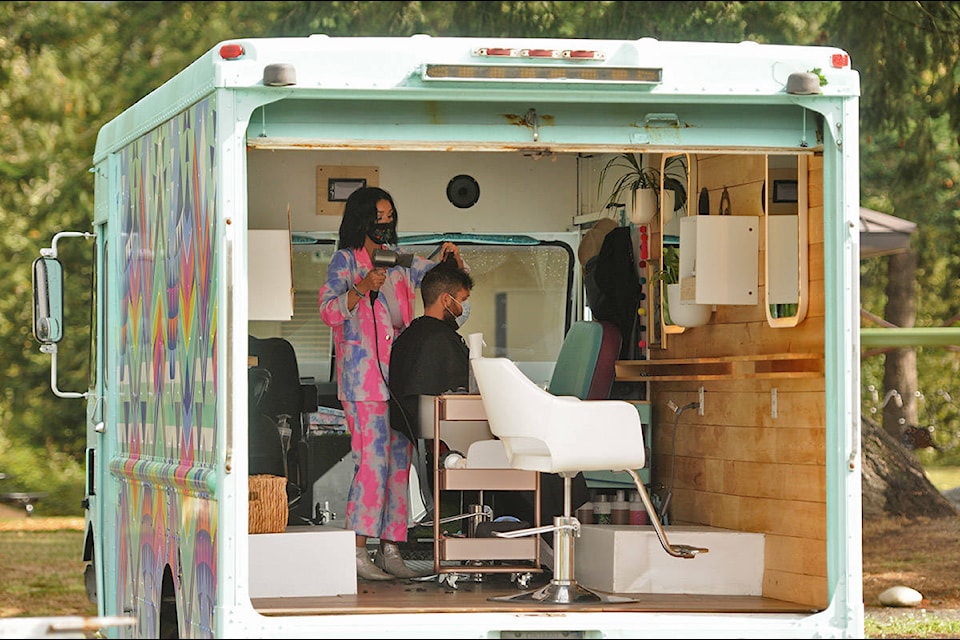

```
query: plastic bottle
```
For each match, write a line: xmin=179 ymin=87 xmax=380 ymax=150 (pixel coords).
xmin=611 ymin=489 xmax=630 ymax=525
xmin=593 ymin=494 xmax=612 ymax=525
xmin=467 ymin=333 xmax=484 ymax=393
xmin=629 ymin=490 xmax=648 ymax=525
xmin=576 ymin=501 xmax=594 ymax=525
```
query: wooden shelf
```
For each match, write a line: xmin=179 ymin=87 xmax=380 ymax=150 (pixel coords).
xmin=615 ymin=353 xmax=823 ymax=382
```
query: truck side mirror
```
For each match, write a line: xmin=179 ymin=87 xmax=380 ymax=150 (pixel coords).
xmin=33 ymin=256 xmax=64 ymax=344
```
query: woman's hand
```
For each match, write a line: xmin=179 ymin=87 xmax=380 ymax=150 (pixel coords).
xmin=439 ymin=242 xmax=464 ymax=269
xmin=358 ymin=268 xmax=386 ymax=296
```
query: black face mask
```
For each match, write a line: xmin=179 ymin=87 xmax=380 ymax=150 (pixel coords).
xmin=367 ymin=222 xmax=394 ymax=245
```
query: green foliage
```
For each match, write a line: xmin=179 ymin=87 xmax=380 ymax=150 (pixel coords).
xmin=598 ymin=153 xmax=661 ymax=208
xmin=864 ymin=611 xmax=960 ymax=639
xmin=807 ymin=67 xmax=827 ymax=86
xmin=598 ymin=153 xmax=687 ymax=214
xmin=0 ymin=429 xmax=85 ymax=516
xmin=835 ymin=1 xmax=960 ymax=140
xmin=654 ymin=245 xmax=680 ymax=285
xmin=1 ymin=0 xmax=960 ymax=506
xmin=653 ymin=245 xmax=680 ymax=327
xmin=857 ymin=88 xmax=960 ymax=461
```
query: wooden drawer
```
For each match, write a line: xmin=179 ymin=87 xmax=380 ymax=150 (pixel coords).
xmin=439 ymin=395 xmax=487 ymax=420
xmin=441 ymin=469 xmax=538 ymax=491
xmin=440 ymin=536 xmax=537 ymax=561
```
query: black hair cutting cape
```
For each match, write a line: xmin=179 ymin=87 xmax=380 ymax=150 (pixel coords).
xmin=389 ymin=315 xmax=469 ymax=443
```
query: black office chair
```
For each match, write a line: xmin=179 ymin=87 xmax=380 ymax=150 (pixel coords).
xmin=248 ymin=367 xmax=286 ymax=478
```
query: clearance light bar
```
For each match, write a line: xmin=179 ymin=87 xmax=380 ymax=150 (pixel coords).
xmin=422 ymin=63 xmax=662 ymax=84
xmin=472 ymin=47 xmax=606 ymax=60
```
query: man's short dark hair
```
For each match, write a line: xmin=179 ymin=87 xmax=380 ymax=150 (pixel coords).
xmin=421 ymin=264 xmax=474 ymax=306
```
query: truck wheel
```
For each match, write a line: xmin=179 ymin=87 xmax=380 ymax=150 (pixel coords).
xmin=83 ymin=561 xmax=97 ymax=604
xmin=159 ymin=568 xmax=180 ymax=639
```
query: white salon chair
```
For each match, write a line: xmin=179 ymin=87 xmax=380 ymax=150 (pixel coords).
xmin=471 ymin=356 xmax=707 ymax=604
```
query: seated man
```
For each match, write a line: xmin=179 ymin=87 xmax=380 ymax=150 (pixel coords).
xmin=390 ymin=264 xmax=588 ymax=555
xmin=389 ymin=263 xmax=474 ymax=445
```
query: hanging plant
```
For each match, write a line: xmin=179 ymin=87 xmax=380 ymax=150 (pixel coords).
xmin=597 ymin=153 xmax=688 ymax=217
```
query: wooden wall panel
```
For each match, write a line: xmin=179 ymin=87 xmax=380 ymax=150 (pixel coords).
xmin=661 ymin=458 xmax=825 ymax=508
xmin=650 ymin=386 xmax=824 ymax=429
xmin=764 ymin=570 xmax=829 ymax=609
xmin=662 ymin=321 xmax=825 ymax=358
xmin=670 ymin=491 xmax=825 ymax=538
xmin=694 ymin=155 xmax=766 ymax=218
xmin=765 ymin=534 xmax=827 ymax=577
xmin=637 ymin=153 xmax=828 ymax=608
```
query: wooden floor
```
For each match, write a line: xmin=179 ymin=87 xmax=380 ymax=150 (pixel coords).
xmin=252 ymin=571 xmax=818 ymax=617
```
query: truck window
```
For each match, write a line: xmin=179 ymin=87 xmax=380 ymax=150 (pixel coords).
xmin=249 ymin=239 xmax=574 ymax=389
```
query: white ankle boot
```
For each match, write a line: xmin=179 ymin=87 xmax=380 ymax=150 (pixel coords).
xmin=375 ymin=542 xmax=430 ymax=579
xmin=356 ymin=546 xmax=394 ymax=581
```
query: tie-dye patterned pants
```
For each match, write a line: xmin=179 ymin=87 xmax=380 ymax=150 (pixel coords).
xmin=343 ymin=400 xmax=413 ymax=542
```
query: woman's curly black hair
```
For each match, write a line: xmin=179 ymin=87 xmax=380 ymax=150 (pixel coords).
xmin=337 ymin=186 xmax=399 ymax=249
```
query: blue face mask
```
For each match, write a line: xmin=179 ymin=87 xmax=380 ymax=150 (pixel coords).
xmin=445 ymin=296 xmax=471 ymax=329
xmin=455 ymin=299 xmax=471 ymax=328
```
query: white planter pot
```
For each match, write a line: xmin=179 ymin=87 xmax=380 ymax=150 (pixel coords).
xmin=628 ymin=188 xmax=658 ymax=224
xmin=666 ymin=283 xmax=712 ymax=327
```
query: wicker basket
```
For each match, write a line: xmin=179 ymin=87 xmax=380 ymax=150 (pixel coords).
xmin=248 ymin=474 xmax=287 ymax=534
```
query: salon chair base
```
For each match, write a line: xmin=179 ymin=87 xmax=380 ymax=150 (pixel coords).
xmin=488 ymin=514 xmax=637 ymax=605
xmin=489 ymin=579 xmax=636 ymax=604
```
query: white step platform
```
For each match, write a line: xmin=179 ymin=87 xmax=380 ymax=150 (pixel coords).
xmin=574 ymin=524 xmax=765 ymax=595
xmin=249 ymin=525 xmax=357 ymax=598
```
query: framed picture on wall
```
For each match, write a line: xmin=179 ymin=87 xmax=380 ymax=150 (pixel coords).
xmin=772 ymin=179 xmax=799 ymax=203
xmin=316 ymin=165 xmax=379 ymax=215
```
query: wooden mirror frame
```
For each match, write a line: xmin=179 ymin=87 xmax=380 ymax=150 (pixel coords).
xmin=658 ymin=152 xmax=691 ymax=347
xmin=764 ymin=154 xmax=809 ymax=328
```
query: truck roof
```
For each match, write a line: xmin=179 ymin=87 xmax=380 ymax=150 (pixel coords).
xmin=94 ymin=35 xmax=859 ymax=161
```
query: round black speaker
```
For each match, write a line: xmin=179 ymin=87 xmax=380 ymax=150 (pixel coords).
xmin=446 ymin=174 xmax=480 ymax=209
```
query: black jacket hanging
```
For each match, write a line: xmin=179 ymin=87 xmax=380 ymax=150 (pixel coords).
xmin=584 ymin=226 xmax=641 ymax=361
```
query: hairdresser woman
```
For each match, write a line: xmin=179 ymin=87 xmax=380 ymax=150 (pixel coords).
xmin=319 ymin=186 xmax=463 ymax=581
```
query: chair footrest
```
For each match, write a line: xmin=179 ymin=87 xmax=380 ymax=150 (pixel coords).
xmin=493 ymin=521 xmax=578 ymax=539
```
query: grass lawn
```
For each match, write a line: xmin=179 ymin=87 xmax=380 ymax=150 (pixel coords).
xmin=924 ymin=465 xmax=960 ymax=492
xmin=0 ymin=527 xmax=95 ymax=618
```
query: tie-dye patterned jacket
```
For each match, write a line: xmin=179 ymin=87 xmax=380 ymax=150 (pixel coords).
xmin=319 ymin=247 xmax=436 ymax=402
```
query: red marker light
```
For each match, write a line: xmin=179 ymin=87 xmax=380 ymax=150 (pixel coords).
xmin=219 ymin=43 xmax=245 ymax=60
xmin=565 ymin=50 xmax=603 ymax=60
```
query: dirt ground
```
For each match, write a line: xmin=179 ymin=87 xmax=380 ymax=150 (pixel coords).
xmin=862 ymin=513 xmax=960 ymax=626
xmin=3 ymin=503 xmax=957 ymax=619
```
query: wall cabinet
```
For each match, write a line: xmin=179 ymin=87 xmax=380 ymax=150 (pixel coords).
xmin=679 ymin=215 xmax=759 ymax=306
xmin=248 ymin=229 xmax=294 ymax=321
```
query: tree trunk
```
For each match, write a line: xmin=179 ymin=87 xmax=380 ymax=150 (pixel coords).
xmin=881 ymin=250 xmax=918 ymax=440
xmin=861 ymin=415 xmax=957 ymax=520
xmin=862 ymin=249 xmax=952 ymax=520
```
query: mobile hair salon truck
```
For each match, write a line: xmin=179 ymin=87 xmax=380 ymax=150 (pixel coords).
xmin=32 ymin=36 xmax=863 ymax=638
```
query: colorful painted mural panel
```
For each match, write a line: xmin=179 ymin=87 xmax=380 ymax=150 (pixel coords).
xmin=114 ymin=97 xmax=219 ymax=638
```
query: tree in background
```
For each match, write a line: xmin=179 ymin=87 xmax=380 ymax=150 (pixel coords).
xmin=2 ymin=1 xmax=958 ymax=513
xmin=836 ymin=2 xmax=960 ymax=462
xmin=0 ymin=1 xmax=285 ymax=511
